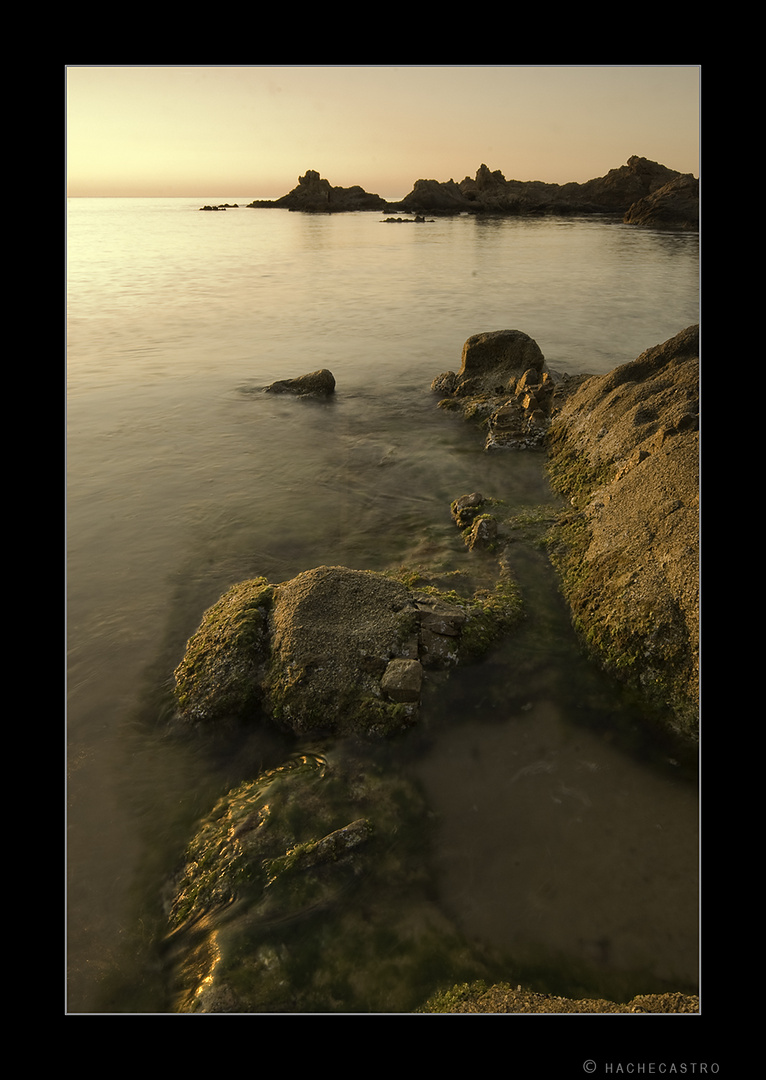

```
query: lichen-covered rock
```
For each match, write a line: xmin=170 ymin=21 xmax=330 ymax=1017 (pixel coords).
xmin=544 ymin=325 xmax=699 ymax=738
xmin=173 ymin=564 xmax=523 ymax=736
xmin=173 ymin=577 xmax=274 ymax=726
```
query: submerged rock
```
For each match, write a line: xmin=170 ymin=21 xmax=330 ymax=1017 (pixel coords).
xmin=263 ymin=368 xmax=336 ymax=396
xmin=173 ymin=564 xmax=522 ymax=737
xmin=165 ymin=752 xmax=490 ymax=1013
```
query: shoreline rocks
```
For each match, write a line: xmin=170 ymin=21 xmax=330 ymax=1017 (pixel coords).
xmin=434 ymin=325 xmax=699 ymax=739
xmin=418 ymin=982 xmax=699 ymax=1014
xmin=544 ymin=325 xmax=699 ymax=738
xmin=166 ymin=323 xmax=699 ymax=1014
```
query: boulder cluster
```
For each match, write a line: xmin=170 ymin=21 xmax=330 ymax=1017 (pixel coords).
xmin=432 ymin=329 xmax=556 ymax=448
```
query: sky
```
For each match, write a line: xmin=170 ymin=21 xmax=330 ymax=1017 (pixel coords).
xmin=66 ymin=65 xmax=700 ymax=199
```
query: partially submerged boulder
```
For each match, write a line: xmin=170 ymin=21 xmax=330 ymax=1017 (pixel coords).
xmin=544 ymin=325 xmax=699 ymax=738
xmin=173 ymin=565 xmax=522 ymax=737
xmin=263 ymin=368 xmax=335 ymax=396
xmin=165 ymin=752 xmax=486 ymax=1013
xmin=432 ymin=330 xmax=556 ymax=449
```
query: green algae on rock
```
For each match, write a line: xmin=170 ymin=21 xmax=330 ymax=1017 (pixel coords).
xmin=173 ymin=577 xmax=274 ymax=726
xmin=417 ymin=980 xmax=699 ymax=1014
xmin=165 ymin=752 xmax=491 ymax=1013
xmin=543 ymin=325 xmax=699 ymax=739
xmin=173 ymin=564 xmax=523 ymax=738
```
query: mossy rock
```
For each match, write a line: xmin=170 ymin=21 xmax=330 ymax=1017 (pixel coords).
xmin=173 ymin=564 xmax=524 ymax=738
xmin=173 ymin=578 xmax=274 ymax=725
xmin=165 ymin=753 xmax=490 ymax=1013
xmin=543 ymin=326 xmax=699 ymax=738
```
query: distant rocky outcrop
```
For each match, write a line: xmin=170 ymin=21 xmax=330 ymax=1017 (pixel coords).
xmin=622 ymin=174 xmax=699 ymax=229
xmin=241 ymin=157 xmax=697 ymax=226
xmin=399 ymin=156 xmax=697 ymax=226
xmin=247 ymin=170 xmax=389 ymax=213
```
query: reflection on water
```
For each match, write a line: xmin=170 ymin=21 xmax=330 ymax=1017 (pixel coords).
xmin=67 ymin=201 xmax=699 ymax=1012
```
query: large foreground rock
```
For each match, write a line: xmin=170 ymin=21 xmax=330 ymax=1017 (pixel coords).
xmin=165 ymin=752 xmax=490 ymax=1013
xmin=545 ymin=325 xmax=699 ymax=738
xmin=173 ymin=565 xmax=522 ymax=737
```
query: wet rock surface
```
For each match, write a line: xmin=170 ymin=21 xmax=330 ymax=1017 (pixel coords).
xmin=166 ymin=324 xmax=699 ymax=1014
xmin=164 ymin=751 xmax=492 ymax=1013
xmin=263 ymin=368 xmax=335 ymax=396
xmin=173 ymin=564 xmax=522 ymax=737
xmin=433 ymin=324 xmax=699 ymax=740
xmin=544 ymin=325 xmax=699 ymax=738
xmin=432 ymin=328 xmax=557 ymax=449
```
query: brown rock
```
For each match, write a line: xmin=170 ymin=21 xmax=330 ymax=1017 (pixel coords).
xmin=380 ymin=658 xmax=423 ymax=703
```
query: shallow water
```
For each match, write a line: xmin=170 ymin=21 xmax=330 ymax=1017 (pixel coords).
xmin=66 ymin=199 xmax=699 ymax=1012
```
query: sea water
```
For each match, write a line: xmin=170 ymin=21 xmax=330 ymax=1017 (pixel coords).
xmin=66 ymin=197 xmax=700 ymax=1012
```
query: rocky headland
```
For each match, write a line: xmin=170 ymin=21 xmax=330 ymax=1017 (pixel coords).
xmin=165 ymin=324 xmax=699 ymax=1013
xmin=243 ymin=157 xmax=698 ymax=227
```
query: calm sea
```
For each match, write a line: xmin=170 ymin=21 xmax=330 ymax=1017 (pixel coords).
xmin=66 ymin=197 xmax=700 ymax=1013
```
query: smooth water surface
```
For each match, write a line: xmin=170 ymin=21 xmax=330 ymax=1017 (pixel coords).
xmin=66 ymin=199 xmax=699 ymax=1012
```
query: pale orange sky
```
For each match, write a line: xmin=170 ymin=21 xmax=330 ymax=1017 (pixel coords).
xmin=66 ymin=65 xmax=700 ymax=199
